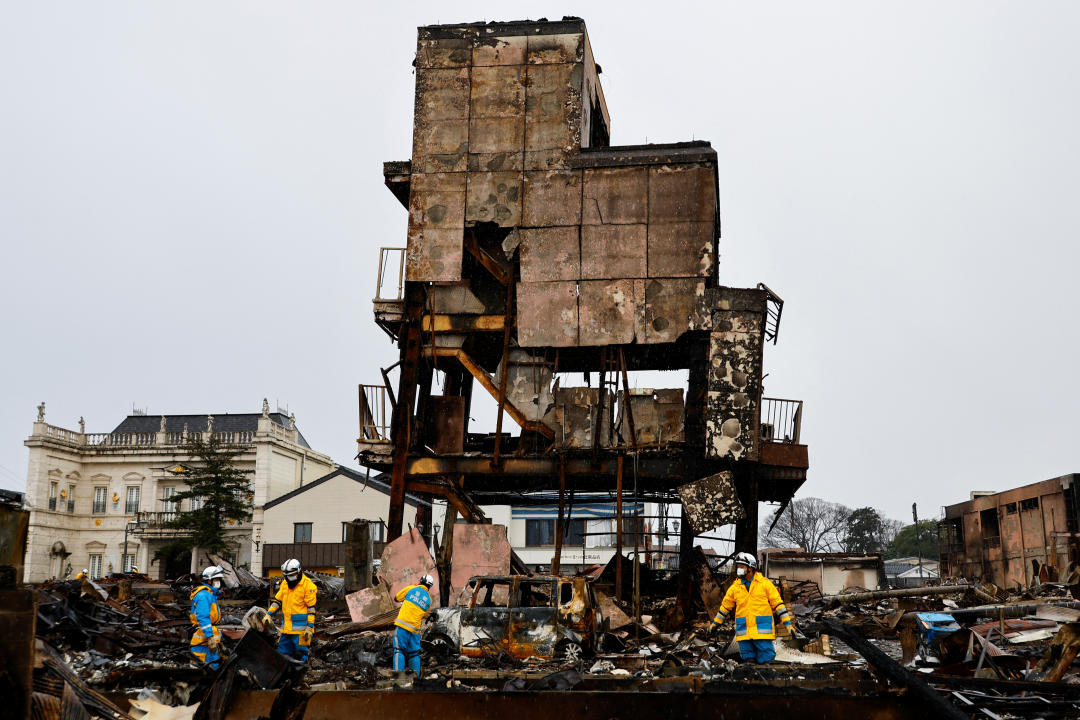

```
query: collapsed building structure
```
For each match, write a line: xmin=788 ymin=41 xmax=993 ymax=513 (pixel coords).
xmin=358 ymin=17 xmax=810 ymax=609
xmin=939 ymin=474 xmax=1080 ymax=588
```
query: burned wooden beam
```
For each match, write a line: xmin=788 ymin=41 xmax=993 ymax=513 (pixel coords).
xmin=822 ymin=619 xmax=968 ymax=720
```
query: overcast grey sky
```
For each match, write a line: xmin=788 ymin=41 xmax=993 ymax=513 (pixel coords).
xmin=3 ymin=2 xmax=1079 ymax=525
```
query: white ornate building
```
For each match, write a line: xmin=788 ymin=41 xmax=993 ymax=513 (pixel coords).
xmin=22 ymin=402 xmax=333 ymax=582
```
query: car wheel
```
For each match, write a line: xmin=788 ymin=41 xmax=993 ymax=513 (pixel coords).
xmin=424 ymin=633 xmax=455 ymax=662
xmin=557 ymin=640 xmax=583 ymax=663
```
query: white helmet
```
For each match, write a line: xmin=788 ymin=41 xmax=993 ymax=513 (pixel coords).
xmin=734 ymin=552 xmax=758 ymax=569
xmin=202 ymin=565 xmax=225 ymax=582
xmin=281 ymin=558 xmax=302 ymax=582
xmin=419 ymin=573 xmax=434 ymax=588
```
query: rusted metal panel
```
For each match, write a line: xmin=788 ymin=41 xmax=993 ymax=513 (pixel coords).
xmin=580 ymin=224 xmax=646 ymax=279
xmin=465 ymin=56 xmax=524 ymax=168
xmin=519 ymin=227 xmax=580 ymax=282
xmin=527 ymin=33 xmax=584 ymax=64
xmin=412 ymin=120 xmax=469 ymax=174
xmin=425 ymin=395 xmax=465 ymax=454
xmin=470 ymin=64 xmax=525 ymax=117
xmin=516 ymin=280 xmax=578 ymax=347
xmin=759 ymin=442 xmax=809 ymax=469
xmin=379 ymin=527 xmax=441 ymax=608
xmin=469 ymin=116 xmax=525 ymax=157
xmin=523 ymin=170 xmax=583 ymax=227
xmin=677 ymin=472 xmax=746 ymax=534
xmin=582 ymin=166 xmax=648 ymax=224
xmin=415 ymin=35 xmax=472 ymax=68
xmin=345 ymin=582 xmax=395 ymax=624
xmin=472 ymin=35 xmax=528 ymax=67
xmin=465 ymin=171 xmax=522 ymax=226
xmin=643 ymin=278 xmax=703 ymax=344
xmin=498 ymin=349 xmax=555 ymax=423
xmin=0 ymin=588 xmax=34 ymax=720
xmin=616 ymin=388 xmax=684 ymax=445
xmin=579 ymin=279 xmax=637 ymax=345
xmin=648 ymin=164 xmax=716 ymax=223
xmin=450 ymin=524 xmax=512 ymax=597
xmin=550 ymin=387 xmax=613 ymax=448
xmin=407 ymin=173 xmax=464 ymax=282
xmin=225 ymin=688 xmax=923 ymax=720
xmin=524 ymin=63 xmax=582 ymax=169
xmin=647 ymin=221 xmax=714 ymax=277
xmin=412 ymin=68 xmax=470 ymax=173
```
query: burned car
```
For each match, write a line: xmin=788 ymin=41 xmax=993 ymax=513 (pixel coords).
xmin=424 ymin=575 xmax=600 ymax=661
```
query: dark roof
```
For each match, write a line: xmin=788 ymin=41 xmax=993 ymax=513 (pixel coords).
xmin=573 ymin=141 xmax=717 ymax=169
xmin=420 ymin=17 xmax=586 ymax=38
xmin=263 ymin=465 xmax=430 ymax=510
xmin=111 ymin=413 xmax=311 ymax=449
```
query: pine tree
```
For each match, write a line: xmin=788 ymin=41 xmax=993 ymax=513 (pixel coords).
xmin=154 ymin=435 xmax=253 ymax=564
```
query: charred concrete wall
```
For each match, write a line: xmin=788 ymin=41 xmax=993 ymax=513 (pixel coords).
xmin=404 ymin=20 xmax=723 ymax=350
xmin=703 ymin=288 xmax=767 ymax=461
xmin=407 ymin=20 xmax=606 ymax=283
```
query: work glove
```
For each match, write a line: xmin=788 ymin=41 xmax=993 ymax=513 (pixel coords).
xmin=706 ymin=623 xmax=718 ymax=637
xmin=207 ymin=635 xmax=221 ymax=652
xmin=301 ymin=627 xmax=314 ymax=646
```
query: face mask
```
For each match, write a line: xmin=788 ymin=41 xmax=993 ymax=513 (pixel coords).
xmin=211 ymin=579 xmax=222 ymax=590
xmin=735 ymin=567 xmax=746 ymax=577
xmin=286 ymin=574 xmax=300 ymax=588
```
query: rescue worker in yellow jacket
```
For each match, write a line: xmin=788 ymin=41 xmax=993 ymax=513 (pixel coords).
xmin=267 ymin=558 xmax=317 ymax=662
xmin=190 ymin=566 xmax=225 ymax=669
xmin=393 ymin=574 xmax=434 ymax=677
xmin=708 ymin=552 xmax=795 ymax=663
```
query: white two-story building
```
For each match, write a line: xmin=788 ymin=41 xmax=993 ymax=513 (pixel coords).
xmin=22 ymin=402 xmax=333 ymax=582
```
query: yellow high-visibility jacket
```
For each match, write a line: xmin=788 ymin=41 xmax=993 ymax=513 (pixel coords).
xmin=712 ymin=573 xmax=792 ymax=641
xmin=394 ymin=584 xmax=432 ymax=634
xmin=270 ymin=574 xmax=317 ymax=635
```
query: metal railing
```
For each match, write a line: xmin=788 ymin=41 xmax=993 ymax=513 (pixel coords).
xmin=760 ymin=398 xmax=803 ymax=444
xmin=757 ymin=283 xmax=784 ymax=344
xmin=375 ymin=247 xmax=406 ymax=302
xmin=359 ymin=384 xmax=392 ymax=443
xmin=133 ymin=510 xmax=250 ymax=530
xmin=134 ymin=511 xmax=180 ymax=527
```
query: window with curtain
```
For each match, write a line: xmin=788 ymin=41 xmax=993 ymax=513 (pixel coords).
xmin=125 ymin=486 xmax=140 ymax=514
xmin=92 ymin=487 xmax=107 ymax=514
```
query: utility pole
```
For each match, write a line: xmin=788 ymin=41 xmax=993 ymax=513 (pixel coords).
xmin=912 ymin=503 xmax=924 ymax=585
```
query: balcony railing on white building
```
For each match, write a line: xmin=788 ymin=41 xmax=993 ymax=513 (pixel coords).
xmin=37 ymin=424 xmax=260 ymax=449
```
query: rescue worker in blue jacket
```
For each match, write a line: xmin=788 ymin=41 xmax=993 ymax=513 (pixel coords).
xmin=708 ymin=552 xmax=796 ymax=663
xmin=190 ymin=565 xmax=225 ymax=669
xmin=393 ymin=574 xmax=434 ymax=677
xmin=266 ymin=558 xmax=317 ymax=662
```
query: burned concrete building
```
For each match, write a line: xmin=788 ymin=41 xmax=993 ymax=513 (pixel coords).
xmin=359 ymin=17 xmax=809 ymax=605
xmin=939 ymin=474 xmax=1080 ymax=588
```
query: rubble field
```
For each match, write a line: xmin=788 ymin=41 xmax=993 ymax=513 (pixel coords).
xmin=23 ymin=550 xmax=1080 ymax=720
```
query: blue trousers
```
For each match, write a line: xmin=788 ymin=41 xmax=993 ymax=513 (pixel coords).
xmin=738 ymin=639 xmax=776 ymax=663
xmin=393 ymin=626 xmax=421 ymax=677
xmin=191 ymin=643 xmax=220 ymax=670
xmin=277 ymin=633 xmax=310 ymax=663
